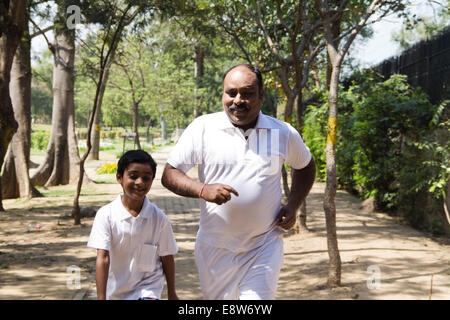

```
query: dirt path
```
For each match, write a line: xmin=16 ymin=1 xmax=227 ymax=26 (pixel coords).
xmin=0 ymin=145 xmax=448 ymax=300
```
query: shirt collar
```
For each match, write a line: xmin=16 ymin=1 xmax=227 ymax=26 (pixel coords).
xmin=115 ymin=195 xmax=151 ymax=221
xmin=217 ymin=111 xmax=271 ymax=130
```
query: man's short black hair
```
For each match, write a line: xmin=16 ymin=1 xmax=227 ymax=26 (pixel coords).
xmin=117 ymin=149 xmax=157 ymax=179
xmin=223 ymin=64 xmax=263 ymax=94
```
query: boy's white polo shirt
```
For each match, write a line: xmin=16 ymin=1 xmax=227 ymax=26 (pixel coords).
xmin=87 ymin=195 xmax=178 ymax=300
xmin=167 ymin=111 xmax=311 ymax=253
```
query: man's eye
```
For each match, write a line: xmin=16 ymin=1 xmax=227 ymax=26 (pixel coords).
xmin=241 ymin=91 xmax=255 ymax=98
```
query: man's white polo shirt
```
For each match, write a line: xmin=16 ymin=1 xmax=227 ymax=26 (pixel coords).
xmin=87 ymin=195 xmax=178 ymax=300
xmin=167 ymin=111 xmax=311 ymax=253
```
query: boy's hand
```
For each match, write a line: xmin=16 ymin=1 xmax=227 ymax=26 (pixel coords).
xmin=96 ymin=249 xmax=110 ymax=300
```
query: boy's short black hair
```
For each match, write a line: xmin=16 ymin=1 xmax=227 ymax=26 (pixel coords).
xmin=117 ymin=150 xmax=157 ymax=179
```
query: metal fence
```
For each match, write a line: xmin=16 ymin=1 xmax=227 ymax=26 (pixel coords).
xmin=375 ymin=26 xmax=450 ymax=104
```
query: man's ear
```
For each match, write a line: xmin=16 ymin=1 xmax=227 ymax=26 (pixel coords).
xmin=116 ymin=173 xmax=122 ymax=184
xmin=259 ymin=88 xmax=265 ymax=101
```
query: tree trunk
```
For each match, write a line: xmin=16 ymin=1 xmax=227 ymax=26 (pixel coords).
xmin=0 ymin=0 xmax=27 ymax=210
xmin=2 ymin=18 xmax=41 ymax=199
xmin=132 ymin=102 xmax=141 ymax=149
xmin=281 ymin=164 xmax=290 ymax=198
xmin=323 ymin=60 xmax=342 ymax=287
xmin=281 ymin=96 xmax=295 ymax=197
xmin=31 ymin=16 xmax=85 ymax=187
xmin=67 ymin=75 xmax=89 ymax=185
xmin=281 ymin=96 xmax=295 ymax=198
xmin=326 ymin=18 xmax=341 ymax=90
xmin=146 ymin=117 xmax=153 ymax=144
xmin=88 ymin=63 xmax=111 ymax=160
xmin=294 ymin=87 xmax=310 ymax=233
xmin=88 ymin=105 xmax=101 ymax=160
xmin=284 ymin=94 xmax=295 ymax=127
xmin=72 ymin=4 xmax=134 ymax=225
xmin=295 ymin=201 xmax=309 ymax=233
xmin=194 ymin=44 xmax=204 ymax=118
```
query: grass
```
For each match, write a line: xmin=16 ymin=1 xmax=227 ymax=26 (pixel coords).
xmin=31 ymin=122 xmax=175 ymax=157
xmin=35 ymin=186 xmax=98 ymax=198
xmin=31 ymin=124 xmax=52 ymax=131
xmin=94 ymin=178 xmax=118 ymax=184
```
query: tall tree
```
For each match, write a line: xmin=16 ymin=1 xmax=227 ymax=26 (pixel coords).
xmin=107 ymin=31 xmax=155 ymax=150
xmin=0 ymin=0 xmax=27 ymax=210
xmin=254 ymin=0 xmax=326 ymax=233
xmin=78 ymin=27 xmax=122 ymax=160
xmin=2 ymin=9 xmax=42 ymax=199
xmin=72 ymin=0 xmax=171 ymax=225
xmin=194 ymin=43 xmax=204 ymax=118
xmin=30 ymin=1 xmax=85 ymax=187
xmin=314 ymin=0 xmax=408 ymax=287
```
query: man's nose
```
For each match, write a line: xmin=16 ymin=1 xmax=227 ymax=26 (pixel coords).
xmin=233 ymin=93 xmax=243 ymax=104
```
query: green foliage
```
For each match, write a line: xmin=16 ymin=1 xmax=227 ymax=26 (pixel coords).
xmin=350 ymin=74 xmax=436 ymax=206
xmin=392 ymin=1 xmax=450 ymax=49
xmin=302 ymin=90 xmax=328 ymax=180
xmin=31 ymin=51 xmax=53 ymax=124
xmin=31 ymin=130 xmax=50 ymax=151
xmin=352 ymin=75 xmax=447 ymax=234
xmin=305 ymin=71 xmax=448 ymax=235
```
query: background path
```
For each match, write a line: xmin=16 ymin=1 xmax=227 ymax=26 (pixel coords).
xmin=0 ymin=145 xmax=448 ymax=300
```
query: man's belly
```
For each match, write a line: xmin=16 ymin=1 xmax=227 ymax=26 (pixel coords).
xmin=200 ymin=178 xmax=281 ymax=243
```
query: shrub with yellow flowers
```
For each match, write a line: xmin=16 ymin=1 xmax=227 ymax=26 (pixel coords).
xmin=96 ymin=162 xmax=118 ymax=174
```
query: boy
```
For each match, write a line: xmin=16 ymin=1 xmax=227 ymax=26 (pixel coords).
xmin=87 ymin=150 xmax=178 ymax=300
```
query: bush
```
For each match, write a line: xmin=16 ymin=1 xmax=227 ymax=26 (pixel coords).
xmin=304 ymin=71 xmax=449 ymax=235
xmin=31 ymin=130 xmax=50 ymax=151
xmin=347 ymin=74 xmax=448 ymax=234
xmin=351 ymin=75 xmax=437 ymax=207
xmin=302 ymin=94 xmax=328 ymax=180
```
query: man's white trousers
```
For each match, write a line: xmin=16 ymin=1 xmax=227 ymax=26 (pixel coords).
xmin=194 ymin=234 xmax=283 ymax=300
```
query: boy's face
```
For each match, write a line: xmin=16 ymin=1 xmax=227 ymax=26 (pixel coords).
xmin=117 ymin=162 xmax=154 ymax=203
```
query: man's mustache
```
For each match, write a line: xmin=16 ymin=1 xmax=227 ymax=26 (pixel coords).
xmin=229 ymin=103 xmax=250 ymax=111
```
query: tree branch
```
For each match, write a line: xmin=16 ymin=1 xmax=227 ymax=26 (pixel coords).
xmin=426 ymin=0 xmax=449 ymax=10
xmin=30 ymin=25 xmax=53 ymax=39
xmin=256 ymin=0 xmax=283 ymax=63
xmin=339 ymin=0 xmax=382 ymax=61
xmin=275 ymin=0 xmax=294 ymax=40
xmin=302 ymin=40 xmax=325 ymax=87
xmin=29 ymin=18 xmax=54 ymax=53
xmin=217 ymin=18 xmax=253 ymax=64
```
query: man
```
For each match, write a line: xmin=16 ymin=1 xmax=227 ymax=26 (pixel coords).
xmin=162 ymin=64 xmax=315 ymax=299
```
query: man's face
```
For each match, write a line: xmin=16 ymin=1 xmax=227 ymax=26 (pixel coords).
xmin=222 ymin=66 xmax=264 ymax=129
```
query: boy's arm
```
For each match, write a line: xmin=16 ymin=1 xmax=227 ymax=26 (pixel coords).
xmin=160 ymin=255 xmax=178 ymax=300
xmin=96 ymin=249 xmax=110 ymax=300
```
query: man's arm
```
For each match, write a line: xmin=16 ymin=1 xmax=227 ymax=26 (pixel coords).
xmin=95 ymin=249 xmax=110 ymax=300
xmin=160 ymin=255 xmax=178 ymax=300
xmin=275 ymin=157 xmax=316 ymax=230
xmin=161 ymin=163 xmax=239 ymax=205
